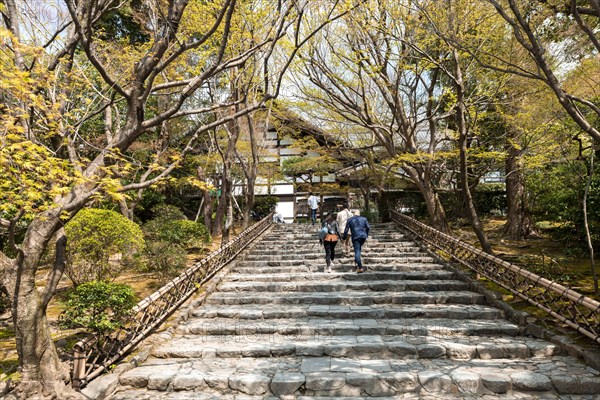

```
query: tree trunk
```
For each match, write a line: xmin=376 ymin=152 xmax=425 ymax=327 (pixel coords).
xmin=503 ymin=131 xmax=537 ymax=239
xmin=196 ymin=167 xmax=213 ymax=232
xmin=203 ymin=189 xmax=213 ymax=234
xmin=220 ymin=164 xmax=233 ymax=242
xmin=11 ymin=274 xmax=74 ymax=399
xmin=3 ymin=212 xmax=83 ymax=399
xmin=358 ymin=187 xmax=370 ymax=214
xmin=582 ymin=145 xmax=599 ymax=294
xmin=214 ymin=74 xmax=244 ymax=237
xmin=223 ymin=194 xmax=234 ymax=242
xmin=243 ymin=179 xmax=256 ymax=230
xmin=118 ymin=198 xmax=134 ymax=221
xmin=454 ymin=50 xmax=494 ymax=254
xmin=404 ymin=167 xmax=449 ymax=233
xmin=213 ymin=172 xmax=228 ymax=237
xmin=240 ymin=111 xmax=259 ymax=230
xmin=458 ymin=131 xmax=494 ymax=254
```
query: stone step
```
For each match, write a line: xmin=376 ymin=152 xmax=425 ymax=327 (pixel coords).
xmin=264 ymin=233 xmax=410 ymax=239
xmin=191 ymin=303 xmax=503 ymax=320
xmin=253 ymin=239 xmax=419 ymax=248
xmin=359 ymin=256 xmax=437 ymax=264
xmin=217 ymin=279 xmax=469 ymax=293
xmin=242 ymin=252 xmax=428 ymax=262
xmin=103 ymin=223 xmax=600 ymax=400
xmin=234 ymin=259 xmax=439 ymax=270
xmin=112 ymin=356 xmax=600 ymax=397
xmin=226 ymin=270 xmax=457 ymax=282
xmin=152 ymin=334 xmax=557 ymax=361
xmin=250 ymin=245 xmax=421 ymax=254
xmin=366 ymin=237 xmax=414 ymax=243
xmin=232 ymin=264 xmax=311 ymax=274
xmin=203 ymin=290 xmax=486 ymax=306
xmin=247 ymin=247 xmax=423 ymax=256
xmin=257 ymin=239 xmax=413 ymax=247
xmin=270 ymin=231 xmax=409 ymax=236
xmin=180 ymin=317 xmax=520 ymax=337
xmin=273 ymin=224 xmax=400 ymax=231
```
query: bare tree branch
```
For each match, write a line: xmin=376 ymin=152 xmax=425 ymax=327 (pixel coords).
xmin=65 ymin=0 xmax=128 ymax=98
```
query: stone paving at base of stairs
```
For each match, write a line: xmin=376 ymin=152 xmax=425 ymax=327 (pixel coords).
xmin=107 ymin=390 xmax=600 ymax=400
xmin=103 ymin=223 xmax=600 ymax=400
xmin=114 ymin=355 xmax=600 ymax=397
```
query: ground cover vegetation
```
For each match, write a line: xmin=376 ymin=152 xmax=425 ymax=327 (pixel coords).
xmin=0 ymin=0 xmax=598 ymax=398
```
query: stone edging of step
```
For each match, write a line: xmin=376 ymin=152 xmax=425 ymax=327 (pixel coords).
xmin=407 ymin=231 xmax=600 ymax=373
xmin=80 ymin=224 xmax=276 ymax=400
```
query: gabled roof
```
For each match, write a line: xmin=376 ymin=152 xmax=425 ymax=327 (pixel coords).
xmin=336 ymin=162 xmax=417 ymax=190
xmin=270 ymin=107 xmax=342 ymax=150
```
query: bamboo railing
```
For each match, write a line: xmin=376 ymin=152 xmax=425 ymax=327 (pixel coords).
xmin=71 ymin=214 xmax=273 ymax=389
xmin=391 ymin=211 xmax=600 ymax=344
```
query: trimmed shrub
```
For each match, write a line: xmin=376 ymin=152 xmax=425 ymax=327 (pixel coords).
xmin=252 ymin=196 xmax=278 ymax=219
xmin=59 ymin=281 xmax=137 ymax=334
xmin=64 ymin=208 xmax=145 ymax=285
xmin=149 ymin=204 xmax=186 ymax=221
xmin=143 ymin=205 xmax=209 ymax=249
xmin=141 ymin=240 xmax=187 ymax=281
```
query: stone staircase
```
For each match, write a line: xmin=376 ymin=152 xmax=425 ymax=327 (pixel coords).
xmin=106 ymin=223 xmax=600 ymax=399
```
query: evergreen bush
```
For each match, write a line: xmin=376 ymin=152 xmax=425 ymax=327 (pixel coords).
xmin=64 ymin=208 xmax=145 ymax=285
xmin=59 ymin=281 xmax=137 ymax=333
xmin=141 ymin=240 xmax=188 ymax=280
xmin=252 ymin=196 xmax=278 ymax=219
xmin=143 ymin=205 xmax=209 ymax=249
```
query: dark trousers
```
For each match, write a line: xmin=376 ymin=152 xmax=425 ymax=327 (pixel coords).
xmin=310 ymin=208 xmax=317 ymax=225
xmin=352 ymin=237 xmax=366 ymax=269
xmin=324 ymin=240 xmax=337 ymax=266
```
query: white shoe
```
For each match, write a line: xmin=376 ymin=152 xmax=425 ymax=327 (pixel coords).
xmin=327 ymin=266 xmax=332 ymax=273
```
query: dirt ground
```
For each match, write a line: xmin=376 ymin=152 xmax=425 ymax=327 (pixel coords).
xmin=0 ymin=234 xmax=225 ymax=382
xmin=451 ymin=217 xmax=599 ymax=300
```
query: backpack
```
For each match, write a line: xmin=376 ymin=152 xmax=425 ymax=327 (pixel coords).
xmin=318 ymin=226 xmax=328 ymax=240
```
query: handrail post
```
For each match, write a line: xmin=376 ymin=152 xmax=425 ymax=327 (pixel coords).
xmin=72 ymin=342 xmax=87 ymax=390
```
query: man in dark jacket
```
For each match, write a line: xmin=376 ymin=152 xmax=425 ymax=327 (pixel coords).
xmin=342 ymin=210 xmax=370 ymax=273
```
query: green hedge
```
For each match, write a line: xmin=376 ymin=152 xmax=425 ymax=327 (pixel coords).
xmin=59 ymin=281 xmax=137 ymax=333
xmin=65 ymin=208 xmax=145 ymax=285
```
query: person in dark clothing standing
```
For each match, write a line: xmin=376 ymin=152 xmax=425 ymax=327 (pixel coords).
xmin=320 ymin=213 xmax=340 ymax=273
xmin=342 ymin=210 xmax=370 ymax=273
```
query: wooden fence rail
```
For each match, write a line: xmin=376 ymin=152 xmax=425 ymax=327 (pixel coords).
xmin=391 ymin=211 xmax=600 ymax=344
xmin=71 ymin=214 xmax=273 ymax=389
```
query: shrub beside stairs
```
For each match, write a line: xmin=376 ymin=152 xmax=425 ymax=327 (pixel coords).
xmin=103 ymin=223 xmax=600 ymax=399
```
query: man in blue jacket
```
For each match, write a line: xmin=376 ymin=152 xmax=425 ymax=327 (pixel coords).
xmin=342 ymin=210 xmax=370 ymax=273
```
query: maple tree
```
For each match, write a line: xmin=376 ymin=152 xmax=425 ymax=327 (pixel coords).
xmin=0 ymin=0 xmax=354 ymax=397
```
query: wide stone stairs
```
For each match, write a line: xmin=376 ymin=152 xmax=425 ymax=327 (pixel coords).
xmin=107 ymin=223 xmax=600 ymax=399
